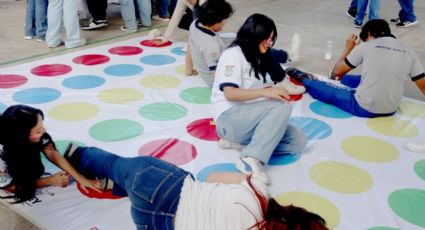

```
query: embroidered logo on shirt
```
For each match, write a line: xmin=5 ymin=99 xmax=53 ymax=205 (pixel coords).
xmin=225 ymin=65 xmax=234 ymax=77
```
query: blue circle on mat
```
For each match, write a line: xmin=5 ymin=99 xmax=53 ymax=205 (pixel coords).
xmin=289 ymin=116 xmax=332 ymax=140
xmin=171 ymin=47 xmax=185 ymax=56
xmin=197 ymin=163 xmax=239 ymax=181
xmin=309 ymin=100 xmax=353 ymax=118
xmin=268 ymin=153 xmax=301 ymax=165
xmin=140 ymin=54 xmax=176 ymax=65
xmin=104 ymin=64 xmax=144 ymax=77
xmin=13 ymin=87 xmax=61 ymax=104
xmin=62 ymin=75 xmax=105 ymax=89
xmin=0 ymin=103 xmax=7 ymax=113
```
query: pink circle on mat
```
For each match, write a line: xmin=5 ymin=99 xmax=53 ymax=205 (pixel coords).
xmin=140 ymin=39 xmax=173 ymax=47
xmin=109 ymin=46 xmax=143 ymax=55
xmin=0 ymin=74 xmax=28 ymax=88
xmin=31 ymin=64 xmax=72 ymax=76
xmin=138 ymin=138 xmax=197 ymax=165
xmin=73 ymin=54 xmax=110 ymax=65
xmin=187 ymin=118 xmax=220 ymax=141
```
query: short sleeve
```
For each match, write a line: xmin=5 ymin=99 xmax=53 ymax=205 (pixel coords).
xmin=345 ymin=43 xmax=365 ymax=68
xmin=409 ymin=51 xmax=425 ymax=81
xmin=40 ymin=133 xmax=54 ymax=148
xmin=215 ymin=48 xmax=243 ymax=91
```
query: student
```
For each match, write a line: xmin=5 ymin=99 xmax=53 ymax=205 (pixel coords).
xmin=188 ymin=0 xmax=233 ymax=87
xmin=64 ymin=143 xmax=329 ymax=230
xmin=0 ymin=105 xmax=100 ymax=203
xmin=24 ymin=0 xmax=48 ymax=41
xmin=286 ymin=19 xmax=425 ymax=117
xmin=211 ymin=14 xmax=308 ymax=185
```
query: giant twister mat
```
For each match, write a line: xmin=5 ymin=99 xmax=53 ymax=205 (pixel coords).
xmin=1 ymin=35 xmax=425 ymax=230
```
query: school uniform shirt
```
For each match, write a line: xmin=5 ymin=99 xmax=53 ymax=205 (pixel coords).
xmin=0 ymin=144 xmax=12 ymax=188
xmin=345 ymin=36 xmax=425 ymax=113
xmin=174 ymin=176 xmax=269 ymax=230
xmin=211 ymin=46 xmax=273 ymax=121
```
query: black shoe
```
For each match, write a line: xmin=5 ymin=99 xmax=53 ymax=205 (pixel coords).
xmin=82 ymin=19 xmax=108 ymax=30
xmin=390 ymin=18 xmax=400 ymax=23
xmin=346 ymin=8 xmax=356 ymax=20
xmin=396 ymin=20 xmax=418 ymax=28
xmin=63 ymin=142 xmax=78 ymax=160
xmin=285 ymin=68 xmax=315 ymax=82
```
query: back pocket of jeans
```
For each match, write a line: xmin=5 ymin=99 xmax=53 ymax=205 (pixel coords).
xmin=131 ymin=166 xmax=173 ymax=203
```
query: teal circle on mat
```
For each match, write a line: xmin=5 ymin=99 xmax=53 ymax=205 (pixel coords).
xmin=366 ymin=227 xmax=400 ymax=230
xmin=197 ymin=163 xmax=239 ymax=181
xmin=140 ymin=54 xmax=176 ymax=65
xmin=139 ymin=102 xmax=188 ymax=121
xmin=42 ymin=140 xmax=86 ymax=173
xmin=89 ymin=119 xmax=144 ymax=142
xmin=104 ymin=64 xmax=144 ymax=76
xmin=12 ymin=87 xmax=61 ymax=104
xmin=171 ymin=47 xmax=185 ymax=56
xmin=310 ymin=100 xmax=353 ymax=118
xmin=289 ymin=116 xmax=332 ymax=140
xmin=0 ymin=103 xmax=6 ymax=113
xmin=414 ymin=159 xmax=425 ymax=181
xmin=268 ymin=153 xmax=301 ymax=165
xmin=180 ymin=87 xmax=211 ymax=104
xmin=388 ymin=188 xmax=425 ymax=228
xmin=63 ymin=75 xmax=105 ymax=89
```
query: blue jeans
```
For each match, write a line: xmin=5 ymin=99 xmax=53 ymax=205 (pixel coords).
xmin=348 ymin=0 xmax=358 ymax=10
xmin=398 ymin=0 xmax=416 ymax=22
xmin=69 ymin=147 xmax=192 ymax=230
xmin=268 ymin=48 xmax=289 ymax=83
xmin=355 ymin=0 xmax=380 ymax=25
xmin=303 ymin=75 xmax=394 ymax=118
xmin=216 ymin=100 xmax=307 ymax=163
xmin=159 ymin=0 xmax=170 ymax=17
xmin=120 ymin=0 xmax=152 ymax=29
xmin=24 ymin=0 xmax=48 ymax=40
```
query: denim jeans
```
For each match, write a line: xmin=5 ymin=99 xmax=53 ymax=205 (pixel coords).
xmin=355 ymin=0 xmax=380 ymax=25
xmin=216 ymin=100 xmax=307 ymax=163
xmin=85 ymin=0 xmax=107 ymax=20
xmin=159 ymin=0 xmax=170 ymax=17
xmin=302 ymin=75 xmax=394 ymax=118
xmin=348 ymin=0 xmax=358 ymax=11
xmin=120 ymin=0 xmax=152 ymax=29
xmin=24 ymin=0 xmax=48 ymax=40
xmin=46 ymin=0 xmax=84 ymax=48
xmin=69 ymin=147 xmax=192 ymax=230
xmin=397 ymin=0 xmax=416 ymax=22
xmin=268 ymin=48 xmax=289 ymax=83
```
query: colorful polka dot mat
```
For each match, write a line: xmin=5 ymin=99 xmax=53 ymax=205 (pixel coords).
xmin=1 ymin=36 xmax=425 ymax=230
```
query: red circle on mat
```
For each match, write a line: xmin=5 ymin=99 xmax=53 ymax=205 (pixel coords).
xmin=138 ymin=138 xmax=197 ymax=165
xmin=289 ymin=93 xmax=303 ymax=101
xmin=108 ymin=46 xmax=143 ymax=55
xmin=76 ymin=183 xmax=123 ymax=199
xmin=31 ymin=64 xmax=72 ymax=76
xmin=0 ymin=74 xmax=28 ymax=88
xmin=140 ymin=39 xmax=172 ymax=47
xmin=73 ymin=54 xmax=110 ymax=65
xmin=187 ymin=118 xmax=220 ymax=141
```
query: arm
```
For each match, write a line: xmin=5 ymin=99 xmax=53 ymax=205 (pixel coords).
xmin=415 ymin=77 xmax=425 ymax=95
xmin=223 ymin=85 xmax=289 ymax=101
xmin=330 ymin=34 xmax=358 ymax=80
xmin=206 ymin=172 xmax=247 ymax=184
xmin=162 ymin=0 xmax=190 ymax=41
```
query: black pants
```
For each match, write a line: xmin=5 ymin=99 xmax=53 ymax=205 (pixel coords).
xmin=86 ymin=0 xmax=107 ymax=20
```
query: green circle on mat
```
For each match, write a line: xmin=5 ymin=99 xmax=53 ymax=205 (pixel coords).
xmin=388 ymin=188 xmax=425 ymax=228
xmin=180 ymin=87 xmax=211 ymax=104
xmin=398 ymin=100 xmax=425 ymax=118
xmin=367 ymin=227 xmax=400 ymax=230
xmin=139 ymin=74 xmax=181 ymax=89
xmin=139 ymin=102 xmax=188 ymax=121
xmin=366 ymin=117 xmax=418 ymax=137
xmin=98 ymin=88 xmax=143 ymax=104
xmin=275 ymin=191 xmax=340 ymax=229
xmin=175 ymin=64 xmax=185 ymax=74
xmin=341 ymin=136 xmax=398 ymax=162
xmin=310 ymin=161 xmax=373 ymax=194
xmin=414 ymin=159 xmax=425 ymax=181
xmin=89 ymin=119 xmax=144 ymax=142
xmin=48 ymin=103 xmax=99 ymax=121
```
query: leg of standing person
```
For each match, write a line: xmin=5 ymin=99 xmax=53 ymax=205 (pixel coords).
xmin=135 ymin=0 xmax=152 ymax=27
xmin=46 ymin=0 xmax=63 ymax=47
xmin=159 ymin=0 xmax=170 ymax=19
xmin=119 ymin=0 xmax=138 ymax=31
xmin=347 ymin=0 xmax=358 ymax=19
xmin=24 ymin=0 xmax=36 ymax=39
xmin=367 ymin=0 xmax=380 ymax=21
xmin=63 ymin=0 xmax=86 ymax=48
xmin=396 ymin=0 xmax=417 ymax=27
xmin=354 ymin=0 xmax=368 ymax=27
xmin=34 ymin=0 xmax=48 ymax=41
xmin=82 ymin=0 xmax=108 ymax=29
xmin=169 ymin=0 xmax=177 ymax=15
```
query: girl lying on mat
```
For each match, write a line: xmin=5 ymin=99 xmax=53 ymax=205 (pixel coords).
xmin=64 ymin=144 xmax=329 ymax=230
xmin=0 ymin=104 xmax=101 ymax=203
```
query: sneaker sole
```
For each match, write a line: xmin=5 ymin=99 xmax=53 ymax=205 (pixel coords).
xmin=345 ymin=11 xmax=355 ymax=20
xmin=82 ymin=24 xmax=108 ymax=30
xmin=396 ymin=21 xmax=418 ymax=28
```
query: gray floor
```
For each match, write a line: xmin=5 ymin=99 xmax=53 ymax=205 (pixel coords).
xmin=0 ymin=0 xmax=424 ymax=229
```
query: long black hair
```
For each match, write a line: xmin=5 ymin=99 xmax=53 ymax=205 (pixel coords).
xmin=230 ymin=13 xmax=277 ymax=82
xmin=0 ymin=105 xmax=48 ymax=203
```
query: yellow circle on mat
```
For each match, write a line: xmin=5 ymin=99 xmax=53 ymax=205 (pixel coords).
xmin=98 ymin=88 xmax=143 ymax=104
xmin=275 ymin=191 xmax=340 ymax=229
xmin=398 ymin=100 xmax=425 ymax=118
xmin=48 ymin=102 xmax=99 ymax=121
xmin=175 ymin=64 xmax=185 ymax=74
xmin=310 ymin=161 xmax=373 ymax=194
xmin=139 ymin=74 xmax=181 ymax=89
xmin=367 ymin=117 xmax=418 ymax=137
xmin=341 ymin=136 xmax=398 ymax=162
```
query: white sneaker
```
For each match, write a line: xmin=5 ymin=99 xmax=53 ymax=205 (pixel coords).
xmin=218 ymin=138 xmax=244 ymax=151
xmin=152 ymin=15 xmax=171 ymax=22
xmin=120 ymin=25 xmax=138 ymax=33
xmin=289 ymin=33 xmax=301 ymax=62
xmin=24 ymin=36 xmax=33 ymax=40
xmin=236 ymin=157 xmax=270 ymax=184
xmin=404 ymin=141 xmax=425 ymax=153
xmin=275 ymin=77 xmax=306 ymax=95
